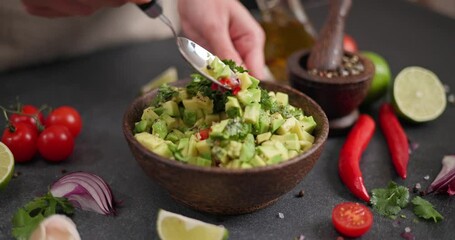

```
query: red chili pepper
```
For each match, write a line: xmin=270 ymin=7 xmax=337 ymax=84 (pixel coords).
xmin=339 ymin=114 xmax=375 ymax=202
xmin=379 ymin=103 xmax=409 ymax=179
xmin=232 ymin=86 xmax=241 ymax=95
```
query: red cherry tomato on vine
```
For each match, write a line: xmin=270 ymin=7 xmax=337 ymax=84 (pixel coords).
xmin=10 ymin=105 xmax=44 ymax=133
xmin=343 ymin=35 xmax=358 ymax=52
xmin=1 ymin=123 xmax=38 ymax=163
xmin=38 ymin=125 xmax=74 ymax=162
xmin=45 ymin=106 xmax=82 ymax=137
xmin=332 ymin=202 xmax=373 ymax=238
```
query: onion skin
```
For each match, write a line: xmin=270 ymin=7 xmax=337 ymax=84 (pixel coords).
xmin=50 ymin=172 xmax=116 ymax=215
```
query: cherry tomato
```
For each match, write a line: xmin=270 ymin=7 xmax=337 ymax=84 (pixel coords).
xmin=10 ymin=105 xmax=44 ymax=132
xmin=343 ymin=34 xmax=358 ymax=53
xmin=38 ymin=125 xmax=75 ymax=162
xmin=332 ymin=202 xmax=373 ymax=238
xmin=45 ymin=106 xmax=82 ymax=137
xmin=1 ymin=123 xmax=38 ymax=163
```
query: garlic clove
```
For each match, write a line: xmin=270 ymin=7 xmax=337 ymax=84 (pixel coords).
xmin=29 ymin=214 xmax=81 ymax=240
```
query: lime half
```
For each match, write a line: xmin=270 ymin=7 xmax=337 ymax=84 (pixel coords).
xmin=141 ymin=67 xmax=178 ymax=95
xmin=393 ymin=66 xmax=446 ymax=122
xmin=157 ymin=209 xmax=228 ymax=240
xmin=0 ymin=142 xmax=15 ymax=190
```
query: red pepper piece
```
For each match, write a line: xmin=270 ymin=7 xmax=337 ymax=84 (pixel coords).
xmin=198 ymin=128 xmax=210 ymax=140
xmin=339 ymin=114 xmax=375 ymax=202
xmin=379 ymin=103 xmax=409 ymax=179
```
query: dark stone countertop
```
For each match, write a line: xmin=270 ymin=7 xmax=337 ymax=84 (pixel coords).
xmin=1 ymin=0 xmax=454 ymax=239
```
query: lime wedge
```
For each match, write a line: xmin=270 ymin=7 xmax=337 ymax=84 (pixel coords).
xmin=393 ymin=66 xmax=446 ymax=122
xmin=141 ymin=67 xmax=178 ymax=95
xmin=157 ymin=209 xmax=228 ymax=240
xmin=0 ymin=142 xmax=15 ymax=190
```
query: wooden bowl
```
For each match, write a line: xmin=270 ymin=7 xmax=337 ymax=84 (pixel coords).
xmin=288 ymin=50 xmax=374 ymax=132
xmin=122 ymin=80 xmax=329 ymax=215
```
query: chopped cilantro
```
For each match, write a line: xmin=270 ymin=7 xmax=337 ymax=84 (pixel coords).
xmin=370 ymin=181 xmax=410 ymax=219
xmin=259 ymin=88 xmax=276 ymax=111
xmin=411 ymin=196 xmax=443 ymax=222
xmin=12 ymin=193 xmax=74 ymax=240
xmin=186 ymin=74 xmax=232 ymax=113
xmin=151 ymin=84 xmax=178 ymax=107
xmin=222 ymin=59 xmax=248 ymax=73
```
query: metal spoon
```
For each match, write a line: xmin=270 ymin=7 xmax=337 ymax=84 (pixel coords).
xmin=138 ymin=0 xmax=237 ymax=90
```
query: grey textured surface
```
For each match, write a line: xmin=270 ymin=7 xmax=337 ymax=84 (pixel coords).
xmin=1 ymin=0 xmax=454 ymax=239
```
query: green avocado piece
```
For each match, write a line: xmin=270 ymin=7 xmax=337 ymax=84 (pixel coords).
xmin=277 ymin=117 xmax=297 ymax=135
xmin=134 ymin=120 xmax=149 ymax=133
xmin=134 ymin=132 xmax=165 ymax=150
xmin=195 ymin=139 xmax=211 ymax=156
xmin=153 ymin=143 xmax=173 ymax=158
xmin=239 ymin=72 xmax=252 ymax=90
xmin=300 ymin=116 xmax=317 ymax=134
xmin=243 ymin=103 xmax=261 ymax=124
xmin=275 ymin=92 xmax=289 ymax=105
xmin=141 ymin=107 xmax=159 ymax=122
xmin=256 ymin=132 xmax=271 ymax=144
xmin=162 ymin=100 xmax=180 ymax=117
xmin=239 ymin=134 xmax=255 ymax=162
xmin=250 ymin=155 xmax=266 ymax=167
xmin=152 ymin=119 xmax=168 ymax=139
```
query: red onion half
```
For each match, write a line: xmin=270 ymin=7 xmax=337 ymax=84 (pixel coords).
xmin=50 ymin=172 xmax=116 ymax=215
xmin=427 ymin=155 xmax=455 ymax=196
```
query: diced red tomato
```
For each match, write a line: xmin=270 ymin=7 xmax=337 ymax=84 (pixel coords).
xmin=332 ymin=202 xmax=373 ymax=238
xmin=198 ymin=128 xmax=210 ymax=140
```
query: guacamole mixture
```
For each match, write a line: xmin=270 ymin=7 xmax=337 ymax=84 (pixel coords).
xmin=133 ymin=58 xmax=317 ymax=168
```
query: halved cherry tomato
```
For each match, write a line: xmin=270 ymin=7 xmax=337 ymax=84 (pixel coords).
xmin=343 ymin=34 xmax=358 ymax=53
xmin=332 ymin=202 xmax=373 ymax=238
xmin=45 ymin=106 xmax=82 ymax=137
xmin=1 ymin=123 xmax=38 ymax=163
xmin=10 ymin=105 xmax=44 ymax=132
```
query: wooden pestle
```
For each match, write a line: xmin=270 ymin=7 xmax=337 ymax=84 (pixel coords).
xmin=307 ymin=0 xmax=352 ymax=71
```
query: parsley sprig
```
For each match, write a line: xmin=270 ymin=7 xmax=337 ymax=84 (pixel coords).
xmin=12 ymin=193 xmax=74 ymax=240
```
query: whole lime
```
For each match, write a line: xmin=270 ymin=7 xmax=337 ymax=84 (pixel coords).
xmin=361 ymin=51 xmax=391 ymax=105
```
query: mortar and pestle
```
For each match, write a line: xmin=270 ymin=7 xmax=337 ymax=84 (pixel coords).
xmin=288 ymin=0 xmax=374 ymax=134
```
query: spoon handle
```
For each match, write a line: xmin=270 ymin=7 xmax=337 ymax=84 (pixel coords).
xmin=307 ymin=0 xmax=352 ymax=71
xmin=137 ymin=0 xmax=162 ymax=18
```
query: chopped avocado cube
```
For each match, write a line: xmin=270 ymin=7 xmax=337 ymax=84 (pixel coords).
xmin=270 ymin=133 xmax=298 ymax=142
xmin=134 ymin=132 xmax=165 ymax=150
xmin=273 ymin=141 xmax=289 ymax=159
xmin=236 ymin=90 xmax=254 ymax=106
xmin=243 ymin=103 xmax=261 ymax=124
xmin=239 ymin=72 xmax=252 ymax=90
xmin=211 ymin=119 xmax=229 ymax=134
xmin=254 ymin=110 xmax=271 ymax=134
xmin=227 ymin=141 xmax=242 ymax=158
xmin=277 ymin=117 xmax=297 ymax=135
xmin=177 ymin=88 xmax=188 ymax=101
xmin=166 ymin=129 xmax=185 ymax=143
xmin=250 ymin=155 xmax=266 ymax=167
xmin=275 ymin=92 xmax=289 ymax=105
xmin=134 ymin=120 xmax=149 ymax=133
xmin=239 ymin=134 xmax=255 ymax=162
xmin=268 ymin=155 xmax=284 ymax=165
xmin=261 ymin=140 xmax=274 ymax=146
xmin=240 ymin=162 xmax=253 ymax=169
xmin=177 ymin=138 xmax=190 ymax=158
xmin=300 ymin=116 xmax=317 ymax=134
xmin=248 ymin=89 xmax=262 ymax=103
xmin=285 ymin=140 xmax=301 ymax=151
xmin=161 ymin=114 xmax=179 ymax=129
xmin=182 ymin=110 xmax=197 ymax=126
xmin=152 ymin=119 xmax=168 ymax=139
xmin=225 ymin=96 xmax=243 ymax=118
xmin=249 ymin=76 xmax=260 ymax=89
xmin=187 ymin=135 xmax=198 ymax=157
xmin=212 ymin=145 xmax=228 ymax=164
xmin=182 ymin=95 xmax=213 ymax=114
xmin=292 ymin=122 xmax=315 ymax=143
xmin=195 ymin=140 xmax=211 ymax=156
xmin=153 ymin=143 xmax=173 ymax=158
xmin=207 ymin=57 xmax=230 ymax=79
xmin=195 ymin=157 xmax=212 ymax=167
xmin=288 ymin=150 xmax=299 ymax=158
xmin=300 ymin=140 xmax=313 ymax=152
xmin=257 ymin=132 xmax=272 ymax=144
xmin=162 ymin=100 xmax=180 ymax=117
xmin=258 ymin=145 xmax=281 ymax=160
xmin=271 ymin=119 xmax=285 ymax=133
xmin=226 ymin=159 xmax=242 ymax=169
xmin=226 ymin=107 xmax=242 ymax=118
xmin=141 ymin=107 xmax=159 ymax=122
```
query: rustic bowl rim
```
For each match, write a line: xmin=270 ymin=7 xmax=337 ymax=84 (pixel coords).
xmin=122 ymin=80 xmax=329 ymax=175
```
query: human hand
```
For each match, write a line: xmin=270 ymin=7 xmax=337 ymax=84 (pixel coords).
xmin=178 ymin=0 xmax=265 ymax=78
xmin=21 ymin=0 xmax=150 ymax=18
